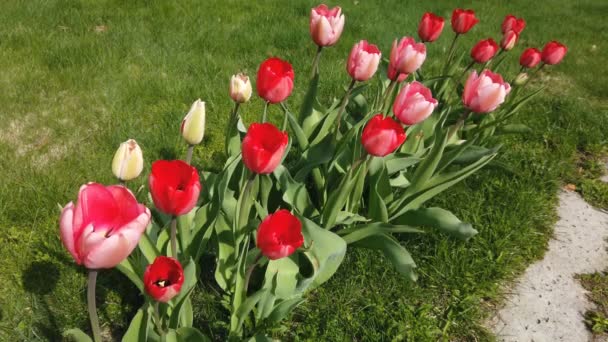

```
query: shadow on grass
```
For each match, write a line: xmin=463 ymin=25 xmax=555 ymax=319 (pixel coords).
xmin=22 ymin=260 xmax=62 ymax=341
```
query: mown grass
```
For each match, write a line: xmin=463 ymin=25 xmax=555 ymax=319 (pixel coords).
xmin=577 ymin=270 xmax=608 ymax=337
xmin=0 ymin=0 xmax=607 ymax=340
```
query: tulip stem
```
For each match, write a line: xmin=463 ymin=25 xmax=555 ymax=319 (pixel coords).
xmin=448 ymin=110 xmax=471 ymax=141
xmin=281 ymin=102 xmax=289 ymax=131
xmin=170 ymin=217 xmax=178 ymax=258
xmin=153 ymin=302 xmax=165 ymax=337
xmin=262 ymin=101 xmax=270 ymax=123
xmin=458 ymin=60 xmax=476 ymax=84
xmin=244 ymin=253 xmax=263 ymax=292
xmin=311 ymin=45 xmax=323 ymax=78
xmin=225 ymin=102 xmax=241 ymax=156
xmin=87 ymin=270 xmax=102 ymax=342
xmin=443 ymin=33 xmax=460 ymax=73
xmin=185 ymin=145 xmax=194 ymax=164
xmin=335 ymin=78 xmax=357 ymax=134
xmin=381 ymin=80 xmax=397 ymax=114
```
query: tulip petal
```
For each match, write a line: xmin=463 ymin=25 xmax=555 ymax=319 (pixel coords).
xmin=60 ymin=202 xmax=82 ymax=264
xmin=84 ymin=233 xmax=132 ymax=269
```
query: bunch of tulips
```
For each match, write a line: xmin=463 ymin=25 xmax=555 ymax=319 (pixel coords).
xmin=60 ymin=4 xmax=566 ymax=341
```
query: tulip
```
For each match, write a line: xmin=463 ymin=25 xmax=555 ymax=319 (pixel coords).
xmin=471 ymin=38 xmax=499 ymax=63
xmin=451 ymin=9 xmax=479 ymax=34
xmin=256 ymin=57 xmax=295 ymax=104
xmin=144 ymin=256 xmax=184 ymax=303
xmin=501 ymin=30 xmax=518 ymax=51
xmin=59 ymin=183 xmax=151 ymax=269
xmin=347 ymin=40 xmax=381 ymax=82
xmin=149 ymin=160 xmax=201 ymax=216
xmin=387 ymin=65 xmax=408 ymax=83
xmin=418 ymin=12 xmax=445 ymax=43
xmin=361 ymin=114 xmax=406 ymax=157
xmin=502 ymin=15 xmax=525 ymax=35
xmin=230 ymin=73 xmax=252 ymax=103
xmin=514 ymin=72 xmax=529 ymax=86
xmin=388 ymin=37 xmax=426 ymax=78
xmin=310 ymin=4 xmax=345 ymax=47
xmin=519 ymin=48 xmax=542 ymax=68
xmin=256 ymin=209 xmax=304 ymax=260
xmin=392 ymin=82 xmax=438 ymax=125
xmin=541 ymin=41 xmax=567 ymax=65
xmin=181 ymin=99 xmax=206 ymax=145
xmin=111 ymin=139 xmax=143 ymax=182
xmin=242 ymin=122 xmax=289 ymax=174
xmin=463 ymin=70 xmax=511 ymax=113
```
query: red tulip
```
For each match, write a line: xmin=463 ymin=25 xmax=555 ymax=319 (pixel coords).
xmin=347 ymin=40 xmax=381 ymax=81
xmin=502 ymin=15 xmax=525 ymax=35
xmin=471 ymin=38 xmax=499 ymax=63
xmin=361 ymin=114 xmax=406 ymax=157
xmin=310 ymin=4 xmax=345 ymax=47
xmin=60 ymin=183 xmax=151 ymax=269
xmin=256 ymin=57 xmax=295 ymax=104
xmin=144 ymin=256 xmax=184 ymax=303
xmin=541 ymin=41 xmax=567 ymax=65
xmin=463 ymin=70 xmax=511 ymax=113
xmin=256 ymin=209 xmax=304 ymax=260
xmin=242 ymin=123 xmax=289 ymax=174
xmin=501 ymin=30 xmax=519 ymax=51
xmin=388 ymin=37 xmax=426 ymax=77
xmin=451 ymin=9 xmax=479 ymax=34
xmin=418 ymin=12 xmax=445 ymax=42
xmin=519 ymin=48 xmax=542 ymax=68
xmin=149 ymin=160 xmax=201 ymax=216
xmin=387 ymin=65 xmax=408 ymax=83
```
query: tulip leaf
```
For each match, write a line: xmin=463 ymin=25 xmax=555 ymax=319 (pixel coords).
xmin=385 ymin=154 xmax=422 ymax=175
xmin=298 ymin=71 xmax=320 ymax=132
xmin=451 ymin=144 xmax=501 ymax=165
xmin=322 ymin=162 xmax=366 ymax=229
xmin=138 ymin=231 xmax=160 ymax=265
xmin=122 ymin=305 xmax=151 ymax=342
xmin=389 ymin=171 xmax=410 ymax=188
xmin=177 ymin=209 xmax=196 ymax=259
xmin=189 ymin=202 xmax=216 ymax=262
xmin=435 ymin=137 xmax=479 ymax=174
xmin=165 ymin=330 xmax=178 ymax=342
xmin=63 ymin=328 xmax=93 ymax=342
xmin=234 ymin=288 xmax=268 ymax=331
xmin=176 ymin=327 xmax=211 ymax=342
xmin=352 ymin=233 xmax=417 ymax=282
xmin=335 ymin=211 xmax=369 ymax=226
xmin=116 ymin=259 xmax=144 ymax=292
xmin=169 ymin=286 xmax=196 ymax=329
xmin=338 ymin=223 xmax=424 ymax=244
xmin=395 ymin=207 xmax=477 ymax=241
xmin=248 ymin=335 xmax=274 ymax=342
xmin=265 ymin=297 xmax=305 ymax=324
xmin=285 ymin=107 xmax=309 ymax=151
xmin=292 ymin=135 xmax=335 ymax=182
xmin=215 ymin=213 xmax=236 ymax=291
xmin=273 ymin=165 xmax=318 ymax=217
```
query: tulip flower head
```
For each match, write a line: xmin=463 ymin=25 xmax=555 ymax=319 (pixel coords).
xmin=111 ymin=139 xmax=144 ymax=182
xmin=451 ymin=9 xmax=479 ymax=34
xmin=541 ymin=41 xmax=567 ymax=65
xmin=310 ymin=4 xmax=345 ymax=47
xmin=230 ymin=73 xmax=252 ymax=103
xmin=144 ymin=256 xmax=184 ymax=303
xmin=393 ymin=82 xmax=438 ymax=126
xmin=60 ymin=183 xmax=151 ymax=269
xmin=463 ymin=70 xmax=511 ymax=113
xmin=149 ymin=160 xmax=201 ymax=216
xmin=256 ymin=209 xmax=304 ymax=260
xmin=256 ymin=57 xmax=295 ymax=104
xmin=519 ymin=48 xmax=542 ymax=68
xmin=502 ymin=15 xmax=525 ymax=35
xmin=242 ymin=123 xmax=289 ymax=174
xmin=347 ymin=40 xmax=381 ymax=82
xmin=418 ymin=12 xmax=445 ymax=43
xmin=181 ymin=99 xmax=206 ymax=145
xmin=471 ymin=38 xmax=499 ymax=63
xmin=389 ymin=37 xmax=426 ymax=77
xmin=501 ymin=30 xmax=519 ymax=51
xmin=361 ymin=114 xmax=406 ymax=157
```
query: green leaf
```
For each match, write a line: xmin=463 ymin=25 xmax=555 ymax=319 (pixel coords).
xmin=234 ymin=289 xmax=269 ymax=330
xmin=352 ymin=233 xmax=417 ymax=281
xmin=339 ymin=223 xmax=424 ymax=244
xmin=287 ymin=107 xmax=309 ymax=151
xmin=292 ymin=135 xmax=335 ymax=182
xmin=215 ymin=213 xmax=236 ymax=291
xmin=138 ymin=231 xmax=160 ymax=264
xmin=165 ymin=330 xmax=178 ymax=342
xmin=265 ymin=297 xmax=305 ymax=324
xmin=177 ymin=209 xmax=195 ymax=259
xmin=116 ymin=259 xmax=144 ymax=292
xmin=452 ymin=145 xmax=501 ymax=165
xmin=385 ymin=154 xmax=422 ymax=175
xmin=273 ymin=165 xmax=318 ymax=217
xmin=395 ymin=207 xmax=478 ymax=241
xmin=247 ymin=335 xmax=273 ymax=342
xmin=176 ymin=327 xmax=211 ymax=342
xmin=122 ymin=306 xmax=150 ymax=342
xmin=298 ymin=71 xmax=320 ymax=131
xmin=264 ymin=256 xmax=299 ymax=299
xmin=169 ymin=286 xmax=196 ymax=329
xmin=406 ymin=127 xmax=448 ymax=195
xmin=322 ymin=163 xmax=365 ymax=229
xmin=63 ymin=329 xmax=92 ymax=342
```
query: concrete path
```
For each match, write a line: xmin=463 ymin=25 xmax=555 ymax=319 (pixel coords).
xmin=490 ymin=190 xmax=608 ymax=342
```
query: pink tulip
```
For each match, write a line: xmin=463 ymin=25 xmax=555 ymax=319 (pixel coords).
xmin=389 ymin=37 xmax=426 ymax=77
xmin=387 ymin=64 xmax=408 ymax=83
xmin=60 ymin=183 xmax=151 ymax=269
xmin=501 ymin=30 xmax=518 ymax=51
xmin=392 ymin=81 xmax=438 ymax=125
xmin=347 ymin=40 xmax=381 ymax=81
xmin=310 ymin=4 xmax=345 ymax=47
xmin=463 ymin=70 xmax=511 ymax=113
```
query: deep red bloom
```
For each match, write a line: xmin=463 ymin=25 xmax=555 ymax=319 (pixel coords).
xmin=256 ymin=209 xmax=304 ymax=260
xmin=541 ymin=41 xmax=567 ymax=65
xmin=256 ymin=57 xmax=295 ymax=104
xmin=471 ymin=38 xmax=499 ymax=63
xmin=149 ymin=160 xmax=201 ymax=216
xmin=361 ymin=114 xmax=406 ymax=157
xmin=519 ymin=48 xmax=542 ymax=68
xmin=501 ymin=30 xmax=519 ymax=51
xmin=502 ymin=15 xmax=525 ymax=35
xmin=242 ymin=123 xmax=289 ymax=174
xmin=418 ymin=12 xmax=445 ymax=42
xmin=144 ymin=256 xmax=184 ymax=303
xmin=451 ymin=9 xmax=479 ymax=34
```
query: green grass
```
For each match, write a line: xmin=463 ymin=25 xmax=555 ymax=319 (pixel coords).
xmin=577 ymin=270 xmax=608 ymax=336
xmin=0 ymin=0 xmax=607 ymax=340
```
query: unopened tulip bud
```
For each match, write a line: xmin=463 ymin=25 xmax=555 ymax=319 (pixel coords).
xmin=514 ymin=72 xmax=529 ymax=86
xmin=230 ymin=73 xmax=252 ymax=103
xmin=181 ymin=99 xmax=206 ymax=145
xmin=112 ymin=139 xmax=144 ymax=181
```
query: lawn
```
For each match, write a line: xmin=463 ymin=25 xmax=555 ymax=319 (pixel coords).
xmin=0 ymin=0 xmax=607 ymax=340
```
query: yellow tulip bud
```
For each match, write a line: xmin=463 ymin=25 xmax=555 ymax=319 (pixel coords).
xmin=514 ymin=72 xmax=529 ymax=86
xmin=111 ymin=139 xmax=143 ymax=181
xmin=181 ymin=99 xmax=206 ymax=145
xmin=230 ymin=73 xmax=252 ymax=103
